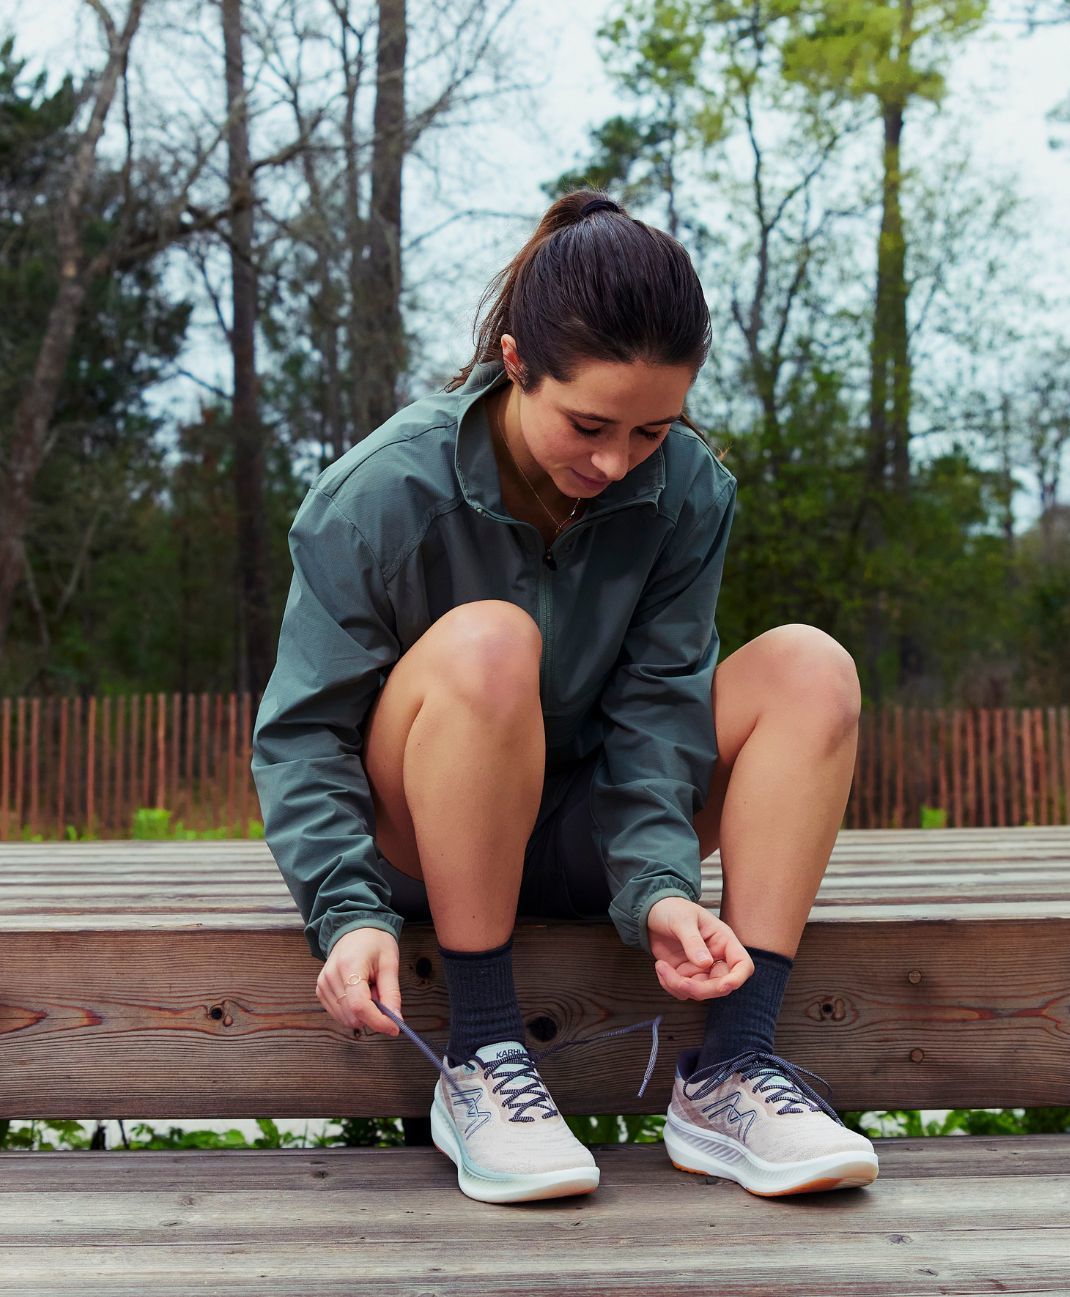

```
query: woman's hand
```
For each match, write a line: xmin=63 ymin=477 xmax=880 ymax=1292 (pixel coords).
xmin=316 ymin=927 xmax=404 ymax=1037
xmin=646 ymin=896 xmax=754 ymax=1001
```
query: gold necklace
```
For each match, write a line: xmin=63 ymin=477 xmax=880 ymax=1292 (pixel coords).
xmin=491 ymin=394 xmax=584 ymax=536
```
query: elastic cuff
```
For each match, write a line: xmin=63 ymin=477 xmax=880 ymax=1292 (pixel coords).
xmin=635 ymin=886 xmax=700 ymax=955
xmin=320 ymin=912 xmax=404 ymax=962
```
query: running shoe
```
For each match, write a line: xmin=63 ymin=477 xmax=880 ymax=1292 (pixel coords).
xmin=430 ymin=1040 xmax=599 ymax=1203
xmin=373 ymin=1001 xmax=663 ymax=1206
xmin=664 ymin=1046 xmax=879 ymax=1196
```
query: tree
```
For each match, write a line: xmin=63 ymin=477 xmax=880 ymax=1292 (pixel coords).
xmin=780 ymin=0 xmax=988 ymax=695
xmin=221 ymin=0 xmax=271 ymax=694
xmin=1 ymin=0 xmax=148 ymax=657
xmin=0 ymin=31 xmax=190 ymax=692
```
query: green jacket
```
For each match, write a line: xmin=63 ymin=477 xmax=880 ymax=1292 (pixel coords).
xmin=251 ymin=359 xmax=737 ymax=962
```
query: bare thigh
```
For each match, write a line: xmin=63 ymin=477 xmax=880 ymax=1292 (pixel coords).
xmin=361 ymin=600 xmax=542 ymax=882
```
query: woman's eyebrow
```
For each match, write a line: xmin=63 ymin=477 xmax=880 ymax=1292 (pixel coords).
xmin=565 ymin=407 xmax=681 ymax=426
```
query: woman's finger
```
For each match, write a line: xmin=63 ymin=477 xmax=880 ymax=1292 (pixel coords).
xmin=656 ymin=959 xmax=734 ymax=1001
xmin=654 ymin=960 xmax=690 ymax=999
xmin=696 ymin=912 xmax=755 ymax=987
xmin=677 ymin=921 xmax=714 ymax=970
xmin=321 ymin=967 xmax=375 ymax=1032
xmin=366 ymin=961 xmax=403 ymax=1036
xmin=675 ymin=957 xmax=728 ymax=979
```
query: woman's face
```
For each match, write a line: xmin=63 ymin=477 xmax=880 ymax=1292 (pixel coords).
xmin=500 ymin=335 xmax=695 ymax=499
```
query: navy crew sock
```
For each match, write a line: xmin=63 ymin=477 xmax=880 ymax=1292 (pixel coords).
xmin=439 ymin=936 xmax=528 ymax=1067
xmin=693 ymin=944 xmax=794 ymax=1076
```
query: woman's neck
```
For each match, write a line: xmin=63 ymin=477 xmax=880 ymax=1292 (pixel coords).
xmin=488 ymin=387 xmax=577 ymax=519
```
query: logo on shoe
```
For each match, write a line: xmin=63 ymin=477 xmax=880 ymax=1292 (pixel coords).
xmin=450 ymin=1086 xmax=493 ymax=1136
xmin=701 ymin=1091 xmax=758 ymax=1144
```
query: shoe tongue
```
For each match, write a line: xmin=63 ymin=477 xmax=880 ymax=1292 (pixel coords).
xmin=473 ymin=1040 xmax=528 ymax=1064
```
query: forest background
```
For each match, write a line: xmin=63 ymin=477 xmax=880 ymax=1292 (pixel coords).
xmin=2 ymin=0 xmax=1069 ymax=712
xmin=2 ymin=0 xmax=1069 ymax=1153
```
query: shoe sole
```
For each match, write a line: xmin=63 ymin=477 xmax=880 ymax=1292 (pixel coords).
xmin=430 ymin=1093 xmax=600 ymax=1204
xmin=664 ymin=1112 xmax=879 ymax=1196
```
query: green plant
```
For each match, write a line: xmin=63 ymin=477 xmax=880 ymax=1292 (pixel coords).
xmin=920 ymin=804 xmax=948 ymax=829
xmin=132 ymin=808 xmax=173 ymax=838
xmin=3 ymin=1106 xmax=1067 ymax=1153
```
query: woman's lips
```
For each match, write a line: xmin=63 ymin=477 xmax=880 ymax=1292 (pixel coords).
xmin=573 ymin=469 xmax=609 ymax=488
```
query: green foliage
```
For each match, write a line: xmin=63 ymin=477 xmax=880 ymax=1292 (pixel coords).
xmin=920 ymin=803 xmax=948 ymax=828
xmin=10 ymin=808 xmax=264 ymax=842
xmin=4 ymin=1106 xmax=1067 ymax=1152
xmin=0 ymin=34 xmax=193 ymax=697
xmin=778 ymin=0 xmax=989 ymax=107
xmin=0 ymin=1115 xmax=410 ymax=1151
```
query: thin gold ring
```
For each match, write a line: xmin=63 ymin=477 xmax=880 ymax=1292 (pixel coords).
xmin=335 ymin=975 xmax=367 ymax=1001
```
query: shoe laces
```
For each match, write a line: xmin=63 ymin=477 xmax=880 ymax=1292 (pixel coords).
xmin=684 ymin=1048 xmax=845 ymax=1126
xmin=463 ymin=1048 xmax=562 ymax=1121
xmin=371 ymin=996 xmax=664 ymax=1114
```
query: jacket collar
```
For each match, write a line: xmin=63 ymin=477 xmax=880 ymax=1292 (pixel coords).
xmin=453 ymin=358 xmax=666 ymax=517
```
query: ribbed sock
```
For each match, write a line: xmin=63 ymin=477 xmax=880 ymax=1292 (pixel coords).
xmin=694 ymin=944 xmax=794 ymax=1074
xmin=439 ymin=936 xmax=527 ymax=1067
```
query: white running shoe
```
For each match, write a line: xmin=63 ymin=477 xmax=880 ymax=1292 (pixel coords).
xmin=430 ymin=1040 xmax=600 ymax=1204
xmin=664 ymin=1046 xmax=879 ymax=1196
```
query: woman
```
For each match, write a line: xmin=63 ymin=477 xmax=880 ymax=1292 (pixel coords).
xmin=251 ymin=190 xmax=879 ymax=1206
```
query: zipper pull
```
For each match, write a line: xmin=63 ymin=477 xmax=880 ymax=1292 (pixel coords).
xmin=543 ymin=549 xmax=557 ymax=570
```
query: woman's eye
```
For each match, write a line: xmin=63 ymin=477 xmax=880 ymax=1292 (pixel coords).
xmin=571 ymin=420 xmax=666 ymax=443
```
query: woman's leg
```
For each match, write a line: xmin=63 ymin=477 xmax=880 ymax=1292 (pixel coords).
xmin=665 ymin=627 xmax=877 ymax=1194
xmin=692 ymin=623 xmax=862 ymax=958
xmin=363 ymin=601 xmax=601 ymax=1201
xmin=363 ymin=599 xmax=546 ymax=951
xmin=363 ymin=599 xmax=554 ymax=1067
xmin=686 ymin=623 xmax=861 ymax=1076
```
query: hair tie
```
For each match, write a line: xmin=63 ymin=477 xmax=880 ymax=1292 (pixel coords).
xmin=580 ymin=198 xmax=621 ymax=217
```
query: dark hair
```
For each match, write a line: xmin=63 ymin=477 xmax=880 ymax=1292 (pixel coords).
xmin=444 ymin=188 xmax=727 ymax=459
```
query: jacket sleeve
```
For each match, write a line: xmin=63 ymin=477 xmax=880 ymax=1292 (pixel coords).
xmin=251 ymin=485 xmax=404 ymax=963
xmin=590 ymin=474 xmax=737 ymax=954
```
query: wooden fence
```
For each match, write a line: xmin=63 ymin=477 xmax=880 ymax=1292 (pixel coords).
xmin=0 ymin=694 xmax=1068 ymax=840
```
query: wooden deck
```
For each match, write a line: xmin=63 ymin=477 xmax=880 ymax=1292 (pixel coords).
xmin=2 ymin=828 xmax=1069 ymax=1115
xmin=2 ymin=827 xmax=1069 ymax=1295
xmin=1 ymin=1139 xmax=1069 ymax=1295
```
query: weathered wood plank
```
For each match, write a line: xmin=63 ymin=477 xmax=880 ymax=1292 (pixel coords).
xmin=2 ymin=917 xmax=1068 ymax=1116
xmin=3 ymin=1167 xmax=1070 ymax=1236
xmin=0 ymin=1142 xmax=1068 ymax=1296
xmin=0 ymin=1136 xmax=1066 ymax=1188
xmin=2 ymin=832 xmax=1069 ymax=1117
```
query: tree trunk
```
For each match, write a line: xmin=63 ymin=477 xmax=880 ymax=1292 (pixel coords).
xmin=0 ymin=0 xmax=146 ymax=656
xmin=222 ymin=0 xmax=272 ymax=695
xmin=865 ymin=92 xmax=915 ymax=699
xmin=351 ymin=0 xmax=407 ymax=443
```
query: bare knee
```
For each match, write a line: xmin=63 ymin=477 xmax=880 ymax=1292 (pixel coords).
xmin=432 ymin=600 xmax=542 ymax=711
xmin=762 ymin=624 xmax=861 ymax=735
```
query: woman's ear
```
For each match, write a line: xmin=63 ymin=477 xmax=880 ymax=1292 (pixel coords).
xmin=500 ymin=334 xmax=523 ymax=383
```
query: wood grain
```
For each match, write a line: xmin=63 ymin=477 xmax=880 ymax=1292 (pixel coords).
xmin=2 ymin=830 xmax=1069 ymax=1116
xmin=0 ymin=1141 xmax=1067 ymax=1296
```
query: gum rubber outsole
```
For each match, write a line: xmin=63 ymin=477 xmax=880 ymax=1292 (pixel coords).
xmin=669 ymin=1155 xmax=879 ymax=1195
xmin=664 ymin=1120 xmax=879 ymax=1197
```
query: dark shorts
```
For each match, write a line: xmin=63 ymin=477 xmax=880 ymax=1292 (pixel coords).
xmin=379 ymin=747 xmax=614 ymax=923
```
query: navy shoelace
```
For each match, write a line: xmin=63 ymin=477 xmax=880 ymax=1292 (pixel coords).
xmin=684 ymin=1048 xmax=845 ymax=1126
xmin=371 ymin=997 xmax=664 ymax=1104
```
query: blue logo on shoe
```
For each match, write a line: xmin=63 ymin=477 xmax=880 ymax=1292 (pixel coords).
xmin=450 ymin=1086 xmax=493 ymax=1136
xmin=702 ymin=1092 xmax=758 ymax=1144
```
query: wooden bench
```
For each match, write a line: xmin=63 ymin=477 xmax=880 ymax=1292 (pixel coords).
xmin=2 ymin=828 xmax=1069 ymax=1295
